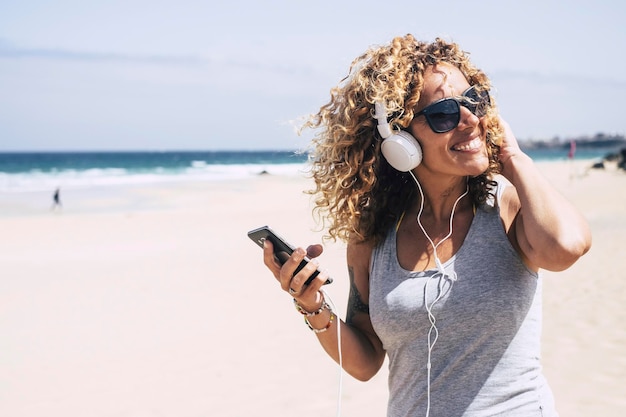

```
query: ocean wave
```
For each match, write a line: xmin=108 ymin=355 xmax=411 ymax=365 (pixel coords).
xmin=0 ymin=163 xmax=308 ymax=193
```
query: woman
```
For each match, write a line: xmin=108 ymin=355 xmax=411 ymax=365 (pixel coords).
xmin=262 ymin=34 xmax=591 ymax=416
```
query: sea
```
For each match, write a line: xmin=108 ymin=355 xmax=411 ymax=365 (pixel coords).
xmin=0 ymin=150 xmax=310 ymax=193
xmin=0 ymin=148 xmax=615 ymax=194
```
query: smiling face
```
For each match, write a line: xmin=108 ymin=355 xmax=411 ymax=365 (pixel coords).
xmin=408 ymin=63 xmax=491 ymax=178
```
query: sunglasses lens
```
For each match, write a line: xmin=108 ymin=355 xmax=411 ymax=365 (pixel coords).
xmin=425 ymin=100 xmax=460 ymax=133
xmin=417 ymin=86 xmax=491 ymax=133
xmin=463 ymin=87 xmax=490 ymax=117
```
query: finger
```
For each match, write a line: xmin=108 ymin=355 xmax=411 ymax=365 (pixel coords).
xmin=292 ymin=269 xmax=331 ymax=310
xmin=300 ymin=268 xmax=330 ymax=298
xmin=498 ymin=116 xmax=515 ymax=141
xmin=288 ymin=255 xmax=321 ymax=295
xmin=278 ymin=247 xmax=307 ymax=291
xmin=262 ymin=240 xmax=282 ymax=278
xmin=306 ymin=244 xmax=324 ymax=259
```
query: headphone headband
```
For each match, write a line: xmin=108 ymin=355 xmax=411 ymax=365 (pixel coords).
xmin=374 ymin=102 xmax=393 ymax=139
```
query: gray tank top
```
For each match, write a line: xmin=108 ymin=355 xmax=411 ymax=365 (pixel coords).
xmin=369 ymin=180 xmax=558 ymax=417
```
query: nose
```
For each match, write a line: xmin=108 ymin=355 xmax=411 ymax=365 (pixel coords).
xmin=457 ymin=105 xmax=480 ymax=131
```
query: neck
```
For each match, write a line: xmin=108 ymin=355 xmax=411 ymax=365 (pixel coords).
xmin=410 ymin=175 xmax=471 ymax=223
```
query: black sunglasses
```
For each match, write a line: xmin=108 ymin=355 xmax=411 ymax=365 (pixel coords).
xmin=415 ymin=85 xmax=491 ymax=133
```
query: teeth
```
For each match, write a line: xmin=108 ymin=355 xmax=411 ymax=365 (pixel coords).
xmin=452 ymin=137 xmax=481 ymax=151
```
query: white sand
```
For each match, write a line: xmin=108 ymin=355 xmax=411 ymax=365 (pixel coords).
xmin=0 ymin=160 xmax=623 ymax=416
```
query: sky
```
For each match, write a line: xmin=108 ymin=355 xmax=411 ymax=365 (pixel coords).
xmin=1 ymin=0 xmax=625 ymax=151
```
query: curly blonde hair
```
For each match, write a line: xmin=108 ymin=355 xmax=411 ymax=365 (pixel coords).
xmin=302 ymin=34 xmax=504 ymax=244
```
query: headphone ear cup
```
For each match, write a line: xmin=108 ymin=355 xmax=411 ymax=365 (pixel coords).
xmin=381 ymin=131 xmax=423 ymax=172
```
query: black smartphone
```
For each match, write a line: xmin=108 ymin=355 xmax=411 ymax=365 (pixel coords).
xmin=247 ymin=226 xmax=332 ymax=286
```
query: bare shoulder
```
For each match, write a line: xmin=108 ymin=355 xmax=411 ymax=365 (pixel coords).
xmin=347 ymin=239 xmax=374 ymax=290
xmin=346 ymin=239 xmax=374 ymax=324
xmin=496 ymin=178 xmax=539 ymax=271
xmin=497 ymin=180 xmax=521 ymax=233
xmin=347 ymin=239 xmax=374 ymax=272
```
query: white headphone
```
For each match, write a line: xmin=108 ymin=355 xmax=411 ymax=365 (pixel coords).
xmin=374 ymin=102 xmax=423 ymax=172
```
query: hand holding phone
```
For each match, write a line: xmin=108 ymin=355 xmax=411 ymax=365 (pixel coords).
xmin=247 ymin=226 xmax=332 ymax=286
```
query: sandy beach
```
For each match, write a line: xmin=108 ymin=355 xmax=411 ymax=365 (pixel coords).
xmin=1 ymin=159 xmax=624 ymax=417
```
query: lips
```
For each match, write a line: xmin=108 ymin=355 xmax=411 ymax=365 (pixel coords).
xmin=451 ymin=137 xmax=482 ymax=151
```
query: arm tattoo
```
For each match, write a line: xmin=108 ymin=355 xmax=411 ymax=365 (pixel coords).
xmin=346 ymin=265 xmax=370 ymax=324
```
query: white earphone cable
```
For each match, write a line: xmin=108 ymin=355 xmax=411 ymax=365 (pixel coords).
xmin=320 ymin=288 xmax=344 ymax=417
xmin=409 ymin=171 xmax=468 ymax=417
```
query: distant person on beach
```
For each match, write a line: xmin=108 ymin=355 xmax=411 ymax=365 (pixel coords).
xmin=567 ymin=140 xmax=578 ymax=179
xmin=51 ymin=187 xmax=62 ymax=210
xmin=259 ymin=35 xmax=591 ymax=416
xmin=619 ymin=148 xmax=626 ymax=170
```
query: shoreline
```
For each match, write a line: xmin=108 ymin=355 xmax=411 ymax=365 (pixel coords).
xmin=0 ymin=158 xmax=615 ymax=218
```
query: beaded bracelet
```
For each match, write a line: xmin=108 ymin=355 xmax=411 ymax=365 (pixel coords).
xmin=293 ymin=297 xmax=330 ymax=317
xmin=304 ymin=312 xmax=335 ymax=334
